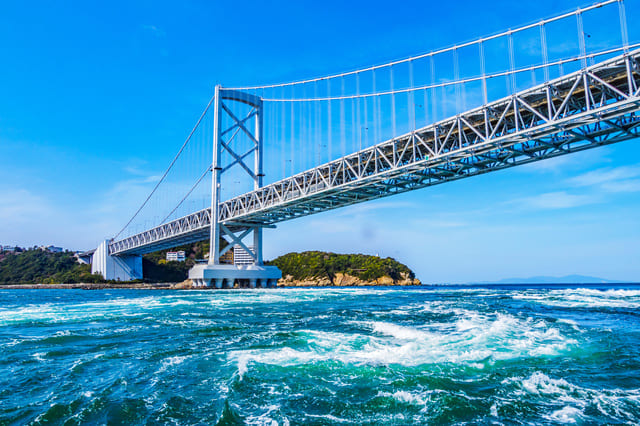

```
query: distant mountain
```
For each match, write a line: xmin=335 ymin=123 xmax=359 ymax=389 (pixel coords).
xmin=481 ymin=274 xmax=625 ymax=284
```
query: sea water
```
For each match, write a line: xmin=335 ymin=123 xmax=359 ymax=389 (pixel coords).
xmin=0 ymin=285 xmax=639 ymax=424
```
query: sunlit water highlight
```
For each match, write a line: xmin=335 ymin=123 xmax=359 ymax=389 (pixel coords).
xmin=1 ymin=285 xmax=639 ymax=424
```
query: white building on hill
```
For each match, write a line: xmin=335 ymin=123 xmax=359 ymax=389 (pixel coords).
xmin=166 ymin=251 xmax=186 ymax=262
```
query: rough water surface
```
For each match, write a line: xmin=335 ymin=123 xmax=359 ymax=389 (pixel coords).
xmin=1 ymin=285 xmax=639 ymax=425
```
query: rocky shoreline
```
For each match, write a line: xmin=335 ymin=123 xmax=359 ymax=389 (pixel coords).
xmin=1 ymin=273 xmax=420 ymax=290
xmin=277 ymin=272 xmax=421 ymax=287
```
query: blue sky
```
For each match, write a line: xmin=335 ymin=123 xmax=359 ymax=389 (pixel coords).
xmin=1 ymin=0 xmax=639 ymax=282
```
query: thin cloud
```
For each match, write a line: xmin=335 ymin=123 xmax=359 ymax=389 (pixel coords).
xmin=567 ymin=165 xmax=640 ymax=188
xmin=142 ymin=24 xmax=165 ymax=37
xmin=601 ymin=179 xmax=640 ymax=194
xmin=519 ymin=155 xmax=574 ymax=173
xmin=143 ymin=175 xmax=162 ymax=183
xmin=0 ymin=188 xmax=51 ymax=224
xmin=515 ymin=191 xmax=597 ymax=210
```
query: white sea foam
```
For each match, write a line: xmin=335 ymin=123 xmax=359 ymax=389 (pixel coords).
xmin=237 ymin=355 xmax=249 ymax=379
xmin=230 ymin=311 xmax=576 ymax=376
xmin=0 ymin=293 xmax=250 ymax=325
xmin=503 ymin=371 xmax=640 ymax=422
xmin=519 ymin=371 xmax=572 ymax=395
xmin=244 ymin=403 xmax=284 ymax=426
xmin=32 ymin=352 xmax=46 ymax=361
xmin=157 ymin=355 xmax=189 ymax=374
xmin=304 ymin=413 xmax=351 ymax=423
xmin=490 ymin=403 xmax=499 ymax=417
xmin=512 ymin=288 xmax=640 ymax=309
xmin=378 ymin=390 xmax=428 ymax=406
xmin=547 ymin=406 xmax=582 ymax=423
xmin=371 ymin=321 xmax=432 ymax=340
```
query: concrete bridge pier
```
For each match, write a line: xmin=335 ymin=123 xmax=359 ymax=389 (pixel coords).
xmin=188 ymin=264 xmax=281 ymax=290
xmin=91 ymin=240 xmax=142 ymax=282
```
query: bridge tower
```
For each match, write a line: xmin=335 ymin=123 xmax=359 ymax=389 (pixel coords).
xmin=189 ymin=86 xmax=281 ymax=288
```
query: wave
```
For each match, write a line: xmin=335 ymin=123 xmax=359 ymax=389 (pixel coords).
xmin=230 ymin=311 xmax=577 ymax=376
xmin=498 ymin=371 xmax=640 ymax=423
xmin=377 ymin=390 xmax=429 ymax=406
xmin=157 ymin=355 xmax=190 ymax=374
xmin=0 ymin=287 xmax=492 ymax=328
xmin=0 ymin=293 xmax=234 ymax=326
xmin=513 ymin=288 xmax=640 ymax=309
xmin=303 ymin=413 xmax=350 ymax=423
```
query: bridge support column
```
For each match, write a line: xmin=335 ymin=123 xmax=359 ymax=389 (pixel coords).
xmin=91 ymin=240 xmax=143 ymax=281
xmin=187 ymin=86 xmax=281 ymax=289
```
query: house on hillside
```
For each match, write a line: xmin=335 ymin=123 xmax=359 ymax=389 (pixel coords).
xmin=39 ymin=245 xmax=63 ymax=253
xmin=166 ymin=251 xmax=186 ymax=262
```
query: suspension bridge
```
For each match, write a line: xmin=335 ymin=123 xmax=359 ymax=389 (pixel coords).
xmin=91 ymin=1 xmax=640 ymax=287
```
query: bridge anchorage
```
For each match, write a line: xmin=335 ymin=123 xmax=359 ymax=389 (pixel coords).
xmin=189 ymin=86 xmax=281 ymax=288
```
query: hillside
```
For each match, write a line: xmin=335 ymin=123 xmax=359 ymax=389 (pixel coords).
xmin=0 ymin=250 xmax=103 ymax=284
xmin=141 ymin=240 xmax=226 ymax=282
xmin=0 ymin=241 xmax=224 ymax=284
xmin=267 ymin=251 xmax=419 ymax=286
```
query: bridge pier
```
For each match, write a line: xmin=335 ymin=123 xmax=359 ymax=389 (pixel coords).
xmin=188 ymin=264 xmax=281 ymax=290
xmin=91 ymin=240 xmax=143 ymax=281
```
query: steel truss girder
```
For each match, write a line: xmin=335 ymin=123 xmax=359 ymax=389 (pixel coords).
xmin=110 ymin=49 xmax=640 ymax=256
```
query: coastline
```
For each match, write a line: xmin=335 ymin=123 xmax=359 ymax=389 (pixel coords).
xmin=0 ymin=274 xmax=421 ymax=290
xmin=0 ymin=283 xmax=182 ymax=290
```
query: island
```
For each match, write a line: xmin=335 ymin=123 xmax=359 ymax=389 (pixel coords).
xmin=269 ymin=251 xmax=420 ymax=286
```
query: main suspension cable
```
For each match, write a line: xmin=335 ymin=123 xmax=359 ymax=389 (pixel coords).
xmin=259 ymin=44 xmax=639 ymax=102
xmin=113 ymin=95 xmax=215 ymax=240
xmin=227 ymin=1 xmax=617 ymax=91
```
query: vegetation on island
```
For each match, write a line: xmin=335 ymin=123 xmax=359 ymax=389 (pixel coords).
xmin=267 ymin=251 xmax=415 ymax=282
xmin=0 ymin=250 xmax=104 ymax=284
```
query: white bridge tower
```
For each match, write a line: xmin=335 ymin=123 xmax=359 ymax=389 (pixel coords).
xmin=188 ymin=87 xmax=281 ymax=288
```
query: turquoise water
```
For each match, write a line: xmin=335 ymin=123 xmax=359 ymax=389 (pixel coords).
xmin=1 ymin=286 xmax=640 ymax=425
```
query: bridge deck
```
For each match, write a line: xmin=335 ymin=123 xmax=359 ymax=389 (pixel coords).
xmin=110 ymin=49 xmax=640 ymax=256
